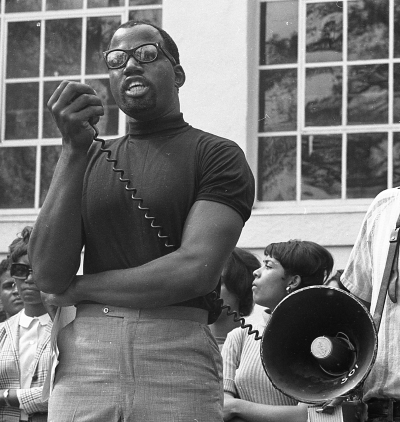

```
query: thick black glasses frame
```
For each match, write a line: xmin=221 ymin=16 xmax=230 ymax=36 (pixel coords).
xmin=103 ymin=42 xmax=176 ymax=69
xmin=10 ymin=262 xmax=33 ymax=280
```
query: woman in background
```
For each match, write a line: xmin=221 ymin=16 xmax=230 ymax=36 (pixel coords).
xmin=0 ymin=227 xmax=52 ymax=422
xmin=210 ymin=247 xmax=260 ymax=349
xmin=222 ymin=239 xmax=334 ymax=422
xmin=0 ymin=258 xmax=24 ymax=322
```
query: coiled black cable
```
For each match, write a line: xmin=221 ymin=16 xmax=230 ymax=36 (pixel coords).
xmin=91 ymin=124 xmax=174 ymax=249
xmin=210 ymin=291 xmax=263 ymax=340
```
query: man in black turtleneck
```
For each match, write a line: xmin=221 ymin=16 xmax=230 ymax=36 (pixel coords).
xmin=29 ymin=21 xmax=254 ymax=422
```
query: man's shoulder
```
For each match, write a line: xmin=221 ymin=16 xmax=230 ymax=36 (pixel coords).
xmin=374 ymin=187 xmax=400 ymax=201
xmin=366 ymin=188 xmax=400 ymax=217
xmin=187 ymin=126 xmax=241 ymax=149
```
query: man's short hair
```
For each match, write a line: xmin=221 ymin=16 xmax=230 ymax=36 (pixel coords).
xmin=113 ymin=20 xmax=180 ymax=65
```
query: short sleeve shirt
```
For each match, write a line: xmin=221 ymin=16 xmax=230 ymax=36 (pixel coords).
xmin=81 ymin=114 xmax=255 ymax=308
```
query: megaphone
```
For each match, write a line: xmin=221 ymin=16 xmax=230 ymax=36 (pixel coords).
xmin=260 ymin=286 xmax=378 ymax=405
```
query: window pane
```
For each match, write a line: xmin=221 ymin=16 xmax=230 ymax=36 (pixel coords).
xmin=130 ymin=0 xmax=162 ymax=4
xmin=395 ymin=3 xmax=400 ymax=58
xmin=88 ymin=0 xmax=123 ymax=6
xmin=347 ymin=133 xmax=387 ymax=198
xmin=6 ymin=0 xmax=40 ymax=12
xmin=394 ymin=64 xmax=400 ymax=123
xmin=128 ymin=9 xmax=162 ymax=26
xmin=394 ymin=133 xmax=400 ymax=187
xmin=0 ymin=147 xmax=36 ymax=208
xmin=40 ymin=146 xmax=62 ymax=206
xmin=260 ymin=1 xmax=298 ymax=65
xmin=86 ymin=16 xmax=121 ymax=75
xmin=258 ymin=137 xmax=296 ymax=201
xmin=85 ymin=79 xmax=119 ymax=136
xmin=46 ymin=0 xmax=83 ymax=10
xmin=301 ymin=135 xmax=341 ymax=200
xmin=259 ymin=69 xmax=297 ymax=132
xmin=5 ymin=83 xmax=39 ymax=140
xmin=305 ymin=67 xmax=342 ymax=126
xmin=347 ymin=64 xmax=388 ymax=125
xmin=348 ymin=0 xmax=389 ymax=61
xmin=7 ymin=21 xmax=40 ymax=79
xmin=43 ymin=81 xmax=63 ymax=139
xmin=45 ymin=19 xmax=82 ymax=77
xmin=306 ymin=2 xmax=343 ymax=63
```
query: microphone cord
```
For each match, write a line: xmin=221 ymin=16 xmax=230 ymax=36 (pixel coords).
xmin=90 ymin=124 xmax=175 ymax=249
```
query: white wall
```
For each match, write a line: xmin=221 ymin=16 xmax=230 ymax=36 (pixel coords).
xmin=163 ymin=0 xmax=251 ymax=151
xmin=162 ymin=0 xmax=368 ymax=270
xmin=0 ymin=218 xmax=36 ymax=261
xmin=239 ymin=209 xmax=366 ymax=269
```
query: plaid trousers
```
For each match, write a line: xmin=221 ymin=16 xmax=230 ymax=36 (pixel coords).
xmin=48 ymin=304 xmax=223 ymax=422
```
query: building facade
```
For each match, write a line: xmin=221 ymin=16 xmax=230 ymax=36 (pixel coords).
xmin=0 ymin=0 xmax=397 ymax=271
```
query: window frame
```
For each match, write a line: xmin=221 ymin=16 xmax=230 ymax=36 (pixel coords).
xmin=0 ymin=0 xmax=162 ymax=215
xmin=255 ymin=0 xmax=399 ymax=212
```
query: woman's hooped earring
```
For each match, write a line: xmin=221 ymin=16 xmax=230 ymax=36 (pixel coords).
xmin=286 ymin=286 xmax=292 ymax=295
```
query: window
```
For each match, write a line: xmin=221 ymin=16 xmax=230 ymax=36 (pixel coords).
xmin=258 ymin=0 xmax=400 ymax=203
xmin=0 ymin=0 xmax=162 ymax=209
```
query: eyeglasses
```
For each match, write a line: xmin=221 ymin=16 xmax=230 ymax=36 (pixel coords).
xmin=10 ymin=263 xmax=33 ymax=280
xmin=103 ymin=42 xmax=176 ymax=69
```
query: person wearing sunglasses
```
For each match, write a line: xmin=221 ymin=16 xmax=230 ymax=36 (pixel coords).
xmin=0 ymin=258 xmax=24 ymax=322
xmin=0 ymin=226 xmax=52 ymax=422
xmin=29 ymin=20 xmax=254 ymax=422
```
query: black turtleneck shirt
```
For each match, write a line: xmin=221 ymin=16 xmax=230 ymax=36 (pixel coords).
xmin=81 ymin=113 xmax=254 ymax=308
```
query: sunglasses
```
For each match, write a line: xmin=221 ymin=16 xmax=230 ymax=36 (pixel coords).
xmin=10 ymin=263 xmax=33 ymax=280
xmin=103 ymin=42 xmax=176 ymax=70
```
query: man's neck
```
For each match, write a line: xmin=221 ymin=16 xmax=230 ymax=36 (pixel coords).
xmin=24 ymin=303 xmax=48 ymax=318
xmin=128 ymin=104 xmax=181 ymax=124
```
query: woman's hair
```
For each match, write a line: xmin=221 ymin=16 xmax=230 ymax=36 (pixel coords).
xmin=223 ymin=247 xmax=260 ymax=316
xmin=8 ymin=226 xmax=33 ymax=263
xmin=0 ymin=258 xmax=10 ymax=276
xmin=264 ymin=240 xmax=334 ymax=288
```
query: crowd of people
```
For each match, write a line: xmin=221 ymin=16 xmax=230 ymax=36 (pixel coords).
xmin=0 ymin=226 xmax=52 ymax=422
xmin=0 ymin=18 xmax=398 ymax=422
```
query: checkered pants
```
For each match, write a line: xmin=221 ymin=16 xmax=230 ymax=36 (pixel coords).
xmin=48 ymin=304 xmax=223 ymax=422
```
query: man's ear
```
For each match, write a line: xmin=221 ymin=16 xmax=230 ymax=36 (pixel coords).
xmin=174 ymin=65 xmax=186 ymax=88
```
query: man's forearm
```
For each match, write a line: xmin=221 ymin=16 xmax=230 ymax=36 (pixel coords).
xmin=70 ymin=250 xmax=222 ymax=308
xmin=56 ymin=201 xmax=243 ymax=308
xmin=46 ymin=199 xmax=242 ymax=309
xmin=29 ymin=148 xmax=87 ymax=294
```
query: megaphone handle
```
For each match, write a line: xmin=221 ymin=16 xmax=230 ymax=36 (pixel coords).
xmin=310 ymin=403 xmax=365 ymax=422
xmin=316 ymin=397 xmax=345 ymax=414
xmin=309 ymin=405 xmax=343 ymax=421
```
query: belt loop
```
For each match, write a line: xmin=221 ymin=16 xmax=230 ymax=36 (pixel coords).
xmin=389 ymin=399 xmax=394 ymax=422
